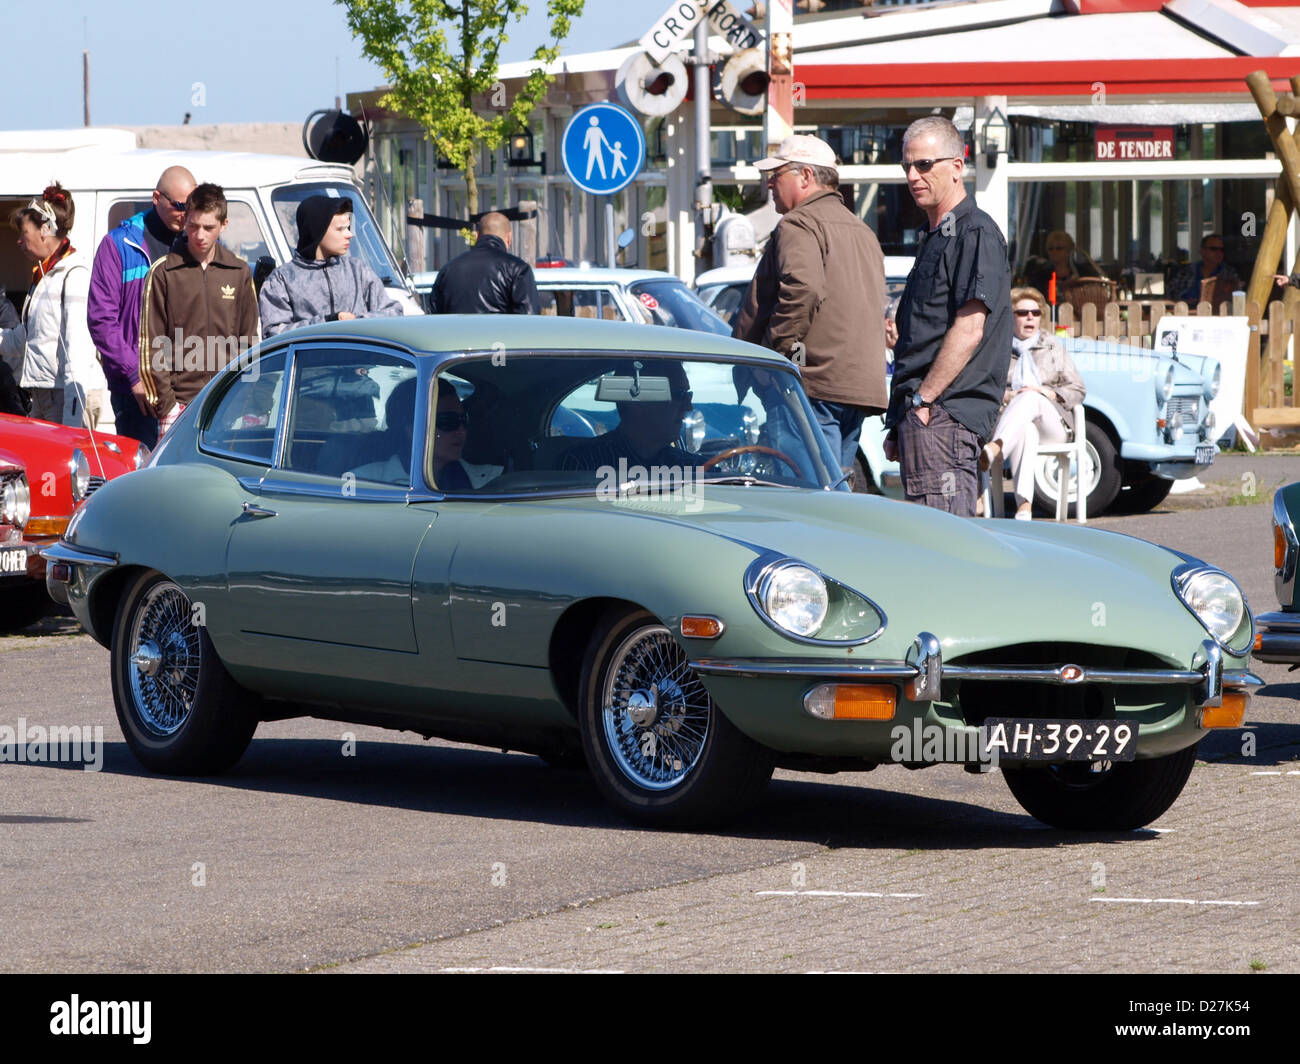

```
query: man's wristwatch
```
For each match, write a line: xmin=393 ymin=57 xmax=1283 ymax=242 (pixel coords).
xmin=910 ymin=391 xmax=933 ymax=411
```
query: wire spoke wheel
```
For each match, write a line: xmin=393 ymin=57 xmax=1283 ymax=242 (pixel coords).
xmin=127 ymin=581 xmax=203 ymax=736
xmin=579 ymin=607 xmax=773 ymax=826
xmin=601 ymin=624 xmax=711 ymax=790
xmin=111 ymin=570 xmax=257 ymax=775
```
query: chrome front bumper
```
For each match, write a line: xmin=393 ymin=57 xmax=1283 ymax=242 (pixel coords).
xmin=1252 ymin=611 xmax=1300 ymax=665
xmin=692 ymin=630 xmax=1262 ymax=708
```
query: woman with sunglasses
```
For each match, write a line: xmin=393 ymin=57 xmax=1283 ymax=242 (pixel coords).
xmin=0 ymin=184 xmax=109 ymax=428
xmin=979 ymin=286 xmax=1085 ymax=519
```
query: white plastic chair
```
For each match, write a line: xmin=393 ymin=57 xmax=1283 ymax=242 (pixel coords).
xmin=981 ymin=405 xmax=1088 ymax=524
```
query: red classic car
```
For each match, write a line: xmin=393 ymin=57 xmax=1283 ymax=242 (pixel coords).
xmin=1 ymin=445 xmax=40 ymax=631
xmin=0 ymin=414 xmax=146 ymax=630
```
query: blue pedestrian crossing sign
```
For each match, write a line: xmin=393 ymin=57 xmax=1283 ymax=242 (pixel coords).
xmin=561 ymin=103 xmax=645 ymax=196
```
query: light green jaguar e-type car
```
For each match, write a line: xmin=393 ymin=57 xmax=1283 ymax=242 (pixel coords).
xmin=45 ymin=317 xmax=1261 ymax=830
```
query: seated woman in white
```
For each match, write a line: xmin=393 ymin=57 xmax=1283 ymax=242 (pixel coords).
xmin=980 ymin=286 xmax=1086 ymax=520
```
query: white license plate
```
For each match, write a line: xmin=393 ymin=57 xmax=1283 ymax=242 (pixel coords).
xmin=0 ymin=547 xmax=27 ymax=575
xmin=982 ymin=718 xmax=1137 ymax=761
xmin=1195 ymin=444 xmax=1215 ymax=464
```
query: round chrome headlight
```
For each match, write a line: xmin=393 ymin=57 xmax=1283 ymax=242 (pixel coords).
xmin=1175 ymin=567 xmax=1246 ymax=646
xmin=69 ymin=449 xmax=90 ymax=502
xmin=3 ymin=475 xmax=31 ymax=530
xmin=1206 ymin=363 xmax=1221 ymax=400
xmin=1158 ymin=364 xmax=1175 ymax=403
xmin=759 ymin=563 xmax=829 ymax=638
xmin=133 ymin=444 xmax=151 ymax=470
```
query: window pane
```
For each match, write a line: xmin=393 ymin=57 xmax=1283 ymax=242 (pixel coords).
xmin=200 ymin=350 xmax=287 ymax=463
xmin=284 ymin=347 xmax=418 ymax=485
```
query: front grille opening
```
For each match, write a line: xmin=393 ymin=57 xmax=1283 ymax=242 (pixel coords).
xmin=950 ymin=642 xmax=1169 ymax=727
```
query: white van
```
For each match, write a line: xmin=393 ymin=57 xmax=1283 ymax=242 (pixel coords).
xmin=0 ymin=128 xmax=421 ymax=318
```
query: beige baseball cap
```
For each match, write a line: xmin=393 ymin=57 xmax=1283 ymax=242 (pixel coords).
xmin=753 ymin=134 xmax=838 ymax=171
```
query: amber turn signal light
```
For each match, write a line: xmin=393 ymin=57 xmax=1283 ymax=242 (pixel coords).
xmin=1275 ymin=522 xmax=1287 ymax=571
xmin=1202 ymin=691 xmax=1247 ymax=729
xmin=25 ymin=517 xmax=69 ymax=537
xmin=680 ymin=615 xmax=724 ymax=639
xmin=804 ymin=684 xmax=897 ymax=720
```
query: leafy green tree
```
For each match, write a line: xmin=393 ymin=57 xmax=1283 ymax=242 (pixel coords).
xmin=338 ymin=0 xmax=585 ymax=220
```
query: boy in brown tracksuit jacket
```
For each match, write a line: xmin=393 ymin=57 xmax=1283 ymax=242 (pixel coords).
xmin=139 ymin=183 xmax=259 ymax=431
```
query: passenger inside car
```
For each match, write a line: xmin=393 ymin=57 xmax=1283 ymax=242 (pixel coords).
xmin=428 ymin=382 xmax=503 ymax=490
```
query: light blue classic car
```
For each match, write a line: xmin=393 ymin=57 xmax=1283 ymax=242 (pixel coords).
xmin=45 ymin=317 xmax=1260 ymax=830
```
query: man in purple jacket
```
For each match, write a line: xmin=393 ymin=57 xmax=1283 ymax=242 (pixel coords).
xmin=87 ymin=166 xmax=196 ymax=447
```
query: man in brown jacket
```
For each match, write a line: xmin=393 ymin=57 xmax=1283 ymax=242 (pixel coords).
xmin=732 ymin=135 xmax=887 ymax=480
xmin=139 ymin=183 xmax=259 ymax=433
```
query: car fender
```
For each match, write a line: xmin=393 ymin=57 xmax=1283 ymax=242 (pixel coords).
xmin=62 ymin=463 xmax=252 ymax=646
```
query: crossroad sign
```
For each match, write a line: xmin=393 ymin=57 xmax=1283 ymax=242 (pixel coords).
xmin=640 ymin=0 xmax=763 ymax=64
xmin=561 ymin=103 xmax=646 ymax=196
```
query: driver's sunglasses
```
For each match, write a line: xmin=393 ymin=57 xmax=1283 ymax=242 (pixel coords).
xmin=156 ymin=190 xmax=187 ymax=212
xmin=901 ymin=157 xmax=958 ymax=175
xmin=435 ymin=412 xmax=470 ymax=431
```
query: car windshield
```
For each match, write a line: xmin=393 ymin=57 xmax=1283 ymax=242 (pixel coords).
xmin=270 ymin=183 xmax=404 ymax=286
xmin=627 ymin=280 xmax=731 ymax=335
xmin=431 ymin=354 xmax=841 ymax=496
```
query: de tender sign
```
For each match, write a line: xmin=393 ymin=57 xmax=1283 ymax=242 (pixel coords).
xmin=562 ymin=103 xmax=645 ymax=196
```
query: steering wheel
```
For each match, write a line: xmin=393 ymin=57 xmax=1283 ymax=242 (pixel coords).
xmin=700 ymin=445 xmax=804 ymax=479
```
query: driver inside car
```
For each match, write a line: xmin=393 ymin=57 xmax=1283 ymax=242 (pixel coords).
xmin=560 ymin=361 xmax=702 ymax=476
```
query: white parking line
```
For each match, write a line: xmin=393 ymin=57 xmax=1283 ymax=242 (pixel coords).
xmin=1250 ymin=771 xmax=1282 ymax=776
xmin=441 ymin=966 xmax=625 ymax=974
xmin=756 ymin=890 xmax=927 ymax=899
xmin=1089 ymin=897 xmax=1259 ymax=906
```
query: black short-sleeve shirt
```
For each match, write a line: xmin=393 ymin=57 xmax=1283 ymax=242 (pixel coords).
xmin=889 ymin=196 xmax=1012 ymax=440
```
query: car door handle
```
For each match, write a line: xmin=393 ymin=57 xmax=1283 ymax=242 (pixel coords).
xmin=241 ymin=502 xmax=278 ymax=518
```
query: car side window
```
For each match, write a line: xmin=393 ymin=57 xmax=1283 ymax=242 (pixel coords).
xmin=200 ymin=350 xmax=287 ymax=463
xmin=282 ymin=347 xmax=419 ymax=486
xmin=544 ymin=288 xmax=626 ymax=321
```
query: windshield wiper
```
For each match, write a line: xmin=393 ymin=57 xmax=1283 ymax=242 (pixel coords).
xmin=826 ymin=471 xmax=852 ymax=490
xmin=701 ymin=475 xmax=796 ymax=488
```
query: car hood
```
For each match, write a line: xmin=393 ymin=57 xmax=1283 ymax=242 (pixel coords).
xmin=0 ymin=414 xmax=137 ymax=478
xmin=545 ymin=488 xmax=1212 ymax=662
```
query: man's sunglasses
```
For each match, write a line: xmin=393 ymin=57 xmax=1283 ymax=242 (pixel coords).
xmin=901 ymin=157 xmax=960 ymax=175
xmin=435 ymin=412 xmax=470 ymax=431
xmin=156 ymin=190 xmax=187 ymax=212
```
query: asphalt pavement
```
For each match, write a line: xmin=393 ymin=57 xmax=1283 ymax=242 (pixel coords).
xmin=2 ymin=454 xmax=1297 ymax=975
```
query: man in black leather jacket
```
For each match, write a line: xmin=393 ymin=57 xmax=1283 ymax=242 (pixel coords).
xmin=429 ymin=213 xmax=540 ymax=314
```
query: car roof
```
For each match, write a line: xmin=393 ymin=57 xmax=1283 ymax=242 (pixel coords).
xmin=0 ymin=132 xmax=354 ymax=192
xmin=276 ymin=314 xmax=790 ymax=364
xmin=528 ymin=266 xmax=688 ymax=284
xmin=696 ymin=256 xmax=916 ymax=289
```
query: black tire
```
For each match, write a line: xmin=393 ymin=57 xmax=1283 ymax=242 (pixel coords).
xmin=1112 ymin=474 xmax=1175 ymax=515
xmin=1032 ymin=418 xmax=1122 ymax=518
xmin=0 ymin=584 xmax=50 ymax=633
xmin=1001 ymin=744 xmax=1198 ymax=830
xmin=110 ymin=570 xmax=257 ymax=775
xmin=577 ymin=607 xmax=773 ymax=827
xmin=852 ymin=451 xmax=882 ymax=495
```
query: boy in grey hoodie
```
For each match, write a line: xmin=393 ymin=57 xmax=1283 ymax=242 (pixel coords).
xmin=258 ymin=195 xmax=403 ymax=336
